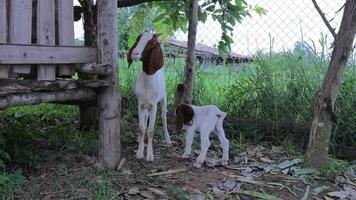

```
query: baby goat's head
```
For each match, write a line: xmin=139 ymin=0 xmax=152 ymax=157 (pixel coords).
xmin=175 ymin=104 xmax=194 ymax=135
xmin=127 ymin=32 xmax=164 ymax=75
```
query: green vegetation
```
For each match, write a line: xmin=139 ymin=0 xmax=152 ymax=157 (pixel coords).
xmin=0 ymin=51 xmax=354 ymax=198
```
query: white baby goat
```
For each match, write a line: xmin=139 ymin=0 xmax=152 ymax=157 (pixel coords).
xmin=175 ymin=104 xmax=229 ymax=168
xmin=128 ymin=32 xmax=171 ymax=162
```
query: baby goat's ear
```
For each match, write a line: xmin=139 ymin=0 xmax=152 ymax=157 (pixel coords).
xmin=175 ymin=104 xmax=194 ymax=135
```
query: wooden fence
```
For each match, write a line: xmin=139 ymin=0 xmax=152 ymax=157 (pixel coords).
xmin=0 ymin=0 xmax=96 ymax=80
xmin=0 ymin=0 xmax=121 ymax=169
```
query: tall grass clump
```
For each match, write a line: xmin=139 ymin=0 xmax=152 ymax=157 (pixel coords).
xmin=119 ymin=51 xmax=355 ymax=147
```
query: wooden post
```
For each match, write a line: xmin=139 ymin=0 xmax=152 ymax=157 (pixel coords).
xmin=79 ymin=0 xmax=97 ymax=131
xmin=97 ymin=0 xmax=121 ymax=169
xmin=57 ymin=0 xmax=75 ymax=77
xmin=37 ymin=0 xmax=56 ymax=81
xmin=9 ymin=0 xmax=32 ymax=75
xmin=182 ymin=0 xmax=198 ymax=104
xmin=0 ymin=0 xmax=8 ymax=78
xmin=304 ymin=0 xmax=356 ymax=169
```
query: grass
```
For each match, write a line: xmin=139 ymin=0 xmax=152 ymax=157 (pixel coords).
xmin=0 ymin=51 xmax=355 ymax=199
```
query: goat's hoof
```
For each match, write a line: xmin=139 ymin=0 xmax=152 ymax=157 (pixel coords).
xmin=136 ymin=152 xmax=144 ymax=159
xmin=165 ymin=139 xmax=172 ymax=146
xmin=182 ymin=153 xmax=190 ymax=159
xmin=146 ymin=154 xmax=154 ymax=162
xmin=222 ymin=160 xmax=229 ymax=166
xmin=194 ymin=160 xmax=203 ymax=168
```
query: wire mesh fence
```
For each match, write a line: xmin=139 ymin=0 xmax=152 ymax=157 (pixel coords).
xmin=113 ymin=0 xmax=356 ymax=147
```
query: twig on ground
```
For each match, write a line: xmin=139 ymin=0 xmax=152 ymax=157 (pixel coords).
xmin=147 ymin=168 xmax=187 ymax=177
xmin=117 ymin=157 xmax=126 ymax=171
xmin=302 ymin=185 xmax=311 ymax=200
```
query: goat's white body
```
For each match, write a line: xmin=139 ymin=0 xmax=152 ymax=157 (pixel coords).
xmin=135 ymin=68 xmax=166 ymax=105
xmin=182 ymin=105 xmax=229 ymax=168
xmin=135 ymin=68 xmax=171 ymax=161
xmin=130 ymin=32 xmax=170 ymax=162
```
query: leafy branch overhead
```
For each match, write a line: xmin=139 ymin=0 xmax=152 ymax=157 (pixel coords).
xmin=124 ymin=0 xmax=267 ymax=58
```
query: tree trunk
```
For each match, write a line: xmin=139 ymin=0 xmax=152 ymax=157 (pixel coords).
xmin=79 ymin=0 xmax=97 ymax=131
xmin=182 ymin=0 xmax=198 ymax=104
xmin=304 ymin=0 xmax=356 ymax=169
xmin=97 ymin=0 xmax=121 ymax=169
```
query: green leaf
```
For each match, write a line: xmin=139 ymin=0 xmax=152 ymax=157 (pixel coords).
xmin=255 ymin=6 xmax=267 ymax=16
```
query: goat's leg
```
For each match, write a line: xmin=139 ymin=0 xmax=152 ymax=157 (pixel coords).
xmin=146 ymin=104 xmax=158 ymax=162
xmin=137 ymin=104 xmax=149 ymax=159
xmin=194 ymin=130 xmax=211 ymax=168
xmin=161 ymin=97 xmax=171 ymax=145
xmin=182 ymin=128 xmax=195 ymax=158
xmin=215 ymin=126 xmax=229 ymax=166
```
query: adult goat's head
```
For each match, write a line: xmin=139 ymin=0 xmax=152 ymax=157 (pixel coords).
xmin=175 ymin=104 xmax=194 ymax=135
xmin=127 ymin=32 xmax=164 ymax=75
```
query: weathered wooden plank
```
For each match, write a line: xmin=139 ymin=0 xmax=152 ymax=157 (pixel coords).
xmin=76 ymin=63 xmax=112 ymax=76
xmin=0 ymin=44 xmax=97 ymax=64
xmin=0 ymin=88 xmax=97 ymax=110
xmin=57 ymin=0 xmax=75 ymax=77
xmin=0 ymin=79 xmax=109 ymax=95
xmin=97 ymin=0 xmax=121 ymax=169
xmin=9 ymin=0 xmax=32 ymax=74
xmin=37 ymin=0 xmax=56 ymax=80
xmin=0 ymin=0 xmax=8 ymax=78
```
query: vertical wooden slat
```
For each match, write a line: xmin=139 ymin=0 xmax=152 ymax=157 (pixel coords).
xmin=37 ymin=0 xmax=55 ymax=81
xmin=97 ymin=0 xmax=121 ymax=169
xmin=57 ymin=0 xmax=75 ymax=77
xmin=0 ymin=0 xmax=9 ymax=78
xmin=9 ymin=0 xmax=32 ymax=74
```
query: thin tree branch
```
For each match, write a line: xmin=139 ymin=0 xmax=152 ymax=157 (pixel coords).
xmin=117 ymin=0 xmax=172 ymax=8
xmin=312 ymin=0 xmax=337 ymax=39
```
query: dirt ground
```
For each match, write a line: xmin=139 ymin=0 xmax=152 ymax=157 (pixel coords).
xmin=16 ymin=132 xmax=353 ymax=200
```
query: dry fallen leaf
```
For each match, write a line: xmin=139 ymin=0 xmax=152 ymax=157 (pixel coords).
xmin=213 ymin=186 xmax=226 ymax=198
xmin=128 ymin=187 xmax=140 ymax=195
xmin=140 ymin=190 xmax=155 ymax=199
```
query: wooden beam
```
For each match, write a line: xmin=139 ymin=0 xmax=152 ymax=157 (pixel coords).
xmin=0 ymin=44 xmax=97 ymax=64
xmin=0 ymin=79 xmax=109 ymax=96
xmin=97 ymin=0 xmax=121 ymax=169
xmin=0 ymin=0 xmax=8 ymax=78
xmin=0 ymin=88 xmax=97 ymax=110
xmin=76 ymin=63 xmax=112 ymax=76
xmin=37 ymin=0 xmax=56 ymax=81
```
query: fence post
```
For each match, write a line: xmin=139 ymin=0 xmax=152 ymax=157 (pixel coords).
xmin=96 ymin=0 xmax=121 ymax=169
xmin=0 ymin=0 xmax=8 ymax=78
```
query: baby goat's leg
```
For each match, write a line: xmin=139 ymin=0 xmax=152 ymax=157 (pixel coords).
xmin=161 ymin=97 xmax=171 ymax=145
xmin=215 ymin=125 xmax=229 ymax=166
xmin=146 ymin=104 xmax=158 ymax=162
xmin=182 ymin=128 xmax=195 ymax=158
xmin=194 ymin=130 xmax=211 ymax=168
xmin=137 ymin=103 xmax=149 ymax=159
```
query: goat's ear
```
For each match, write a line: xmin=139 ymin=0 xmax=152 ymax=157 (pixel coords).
xmin=127 ymin=35 xmax=142 ymax=68
xmin=154 ymin=33 xmax=163 ymax=38
xmin=175 ymin=104 xmax=194 ymax=135
xmin=127 ymin=46 xmax=134 ymax=68
xmin=147 ymin=43 xmax=164 ymax=74
xmin=175 ymin=105 xmax=185 ymax=135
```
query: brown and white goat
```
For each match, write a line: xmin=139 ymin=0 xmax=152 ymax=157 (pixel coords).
xmin=175 ymin=104 xmax=229 ymax=168
xmin=127 ymin=32 xmax=171 ymax=162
